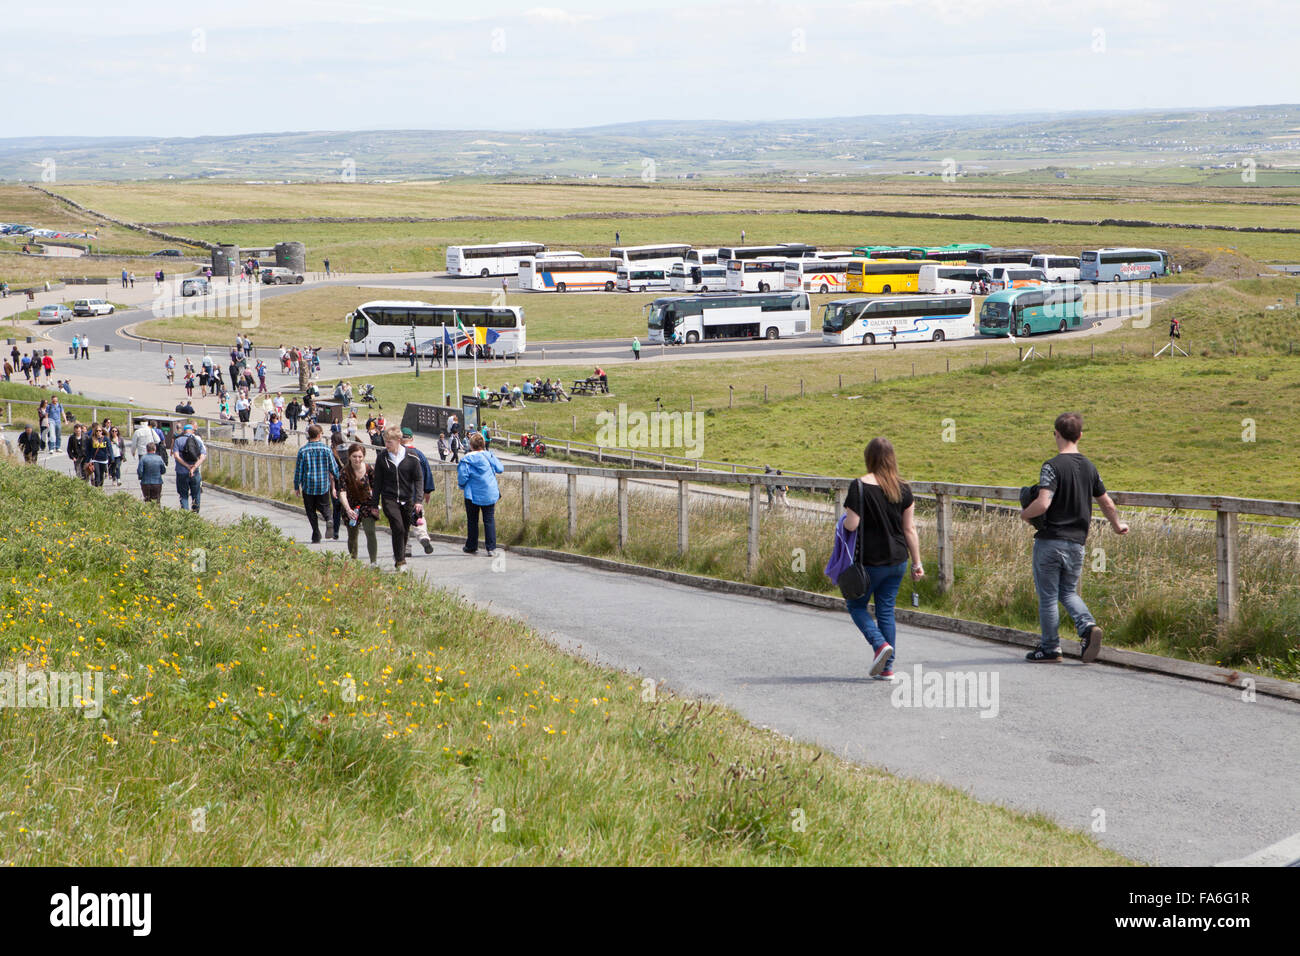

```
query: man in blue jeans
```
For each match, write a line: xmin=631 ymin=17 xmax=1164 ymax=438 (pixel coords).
xmin=172 ymin=422 xmax=207 ymax=513
xmin=48 ymin=396 xmax=63 ymax=452
xmin=1020 ymin=412 xmax=1129 ymax=663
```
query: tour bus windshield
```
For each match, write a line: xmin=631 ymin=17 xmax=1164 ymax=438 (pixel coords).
xmin=820 ymin=302 xmax=858 ymax=333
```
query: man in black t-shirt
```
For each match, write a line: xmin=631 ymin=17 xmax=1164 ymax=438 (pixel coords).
xmin=1020 ymin=412 xmax=1129 ymax=663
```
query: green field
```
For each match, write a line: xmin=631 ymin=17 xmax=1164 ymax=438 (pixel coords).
xmin=0 ymin=459 xmax=1128 ymax=865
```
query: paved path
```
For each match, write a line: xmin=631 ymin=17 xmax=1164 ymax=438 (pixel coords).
xmin=32 ymin=450 xmax=1300 ymax=867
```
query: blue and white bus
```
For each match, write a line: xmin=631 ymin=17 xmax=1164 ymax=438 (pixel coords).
xmin=820 ymin=295 xmax=975 ymax=345
xmin=646 ymin=292 xmax=811 ymax=344
xmin=518 ymin=257 xmax=619 ymax=292
xmin=347 ymin=300 xmax=526 ymax=357
xmin=1080 ymin=248 xmax=1169 ymax=282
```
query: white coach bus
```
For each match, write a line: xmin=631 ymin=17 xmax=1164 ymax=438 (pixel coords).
xmin=646 ymin=292 xmax=811 ymax=344
xmin=518 ymin=257 xmax=619 ymax=292
xmin=820 ymin=295 xmax=975 ymax=345
xmin=609 ymin=244 xmax=691 ymax=272
xmin=784 ymin=258 xmax=856 ymax=293
xmin=446 ymin=242 xmax=546 ymax=277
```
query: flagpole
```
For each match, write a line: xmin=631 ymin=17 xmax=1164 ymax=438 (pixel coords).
xmin=440 ymin=328 xmax=447 ymax=406
xmin=454 ymin=333 xmax=461 ymax=407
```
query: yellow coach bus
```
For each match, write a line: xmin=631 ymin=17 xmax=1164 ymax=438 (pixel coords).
xmin=845 ymin=258 xmax=939 ymax=294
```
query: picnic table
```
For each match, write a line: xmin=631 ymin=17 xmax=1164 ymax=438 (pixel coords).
xmin=571 ymin=377 xmax=610 ymax=395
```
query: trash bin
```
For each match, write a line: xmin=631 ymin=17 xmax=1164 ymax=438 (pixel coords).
xmin=313 ymin=400 xmax=344 ymax=425
xmin=103 ymin=344 xmax=111 ymax=353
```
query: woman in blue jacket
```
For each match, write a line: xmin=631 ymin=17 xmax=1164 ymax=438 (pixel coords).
xmin=457 ymin=431 xmax=504 ymax=556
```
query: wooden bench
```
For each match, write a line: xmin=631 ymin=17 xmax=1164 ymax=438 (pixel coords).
xmin=571 ymin=377 xmax=610 ymax=396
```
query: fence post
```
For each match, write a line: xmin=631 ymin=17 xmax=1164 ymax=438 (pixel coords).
xmin=1216 ymin=510 xmax=1239 ymax=629
xmin=567 ymin=472 xmax=578 ymax=540
xmin=279 ymin=458 xmax=287 ymax=494
xmin=747 ymin=483 xmax=761 ymax=576
xmin=520 ymin=470 xmax=530 ymax=526
xmin=240 ymin=452 xmax=247 ymax=486
xmin=617 ymin=476 xmax=629 ymax=550
xmin=678 ymin=479 xmax=689 ymax=556
xmin=206 ymin=419 xmax=211 ymax=441
xmin=444 ymin=467 xmax=454 ymax=523
xmin=935 ymin=491 xmax=955 ymax=594
xmin=252 ymin=454 xmax=259 ymax=492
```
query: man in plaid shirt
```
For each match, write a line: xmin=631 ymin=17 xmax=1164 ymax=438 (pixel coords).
xmin=293 ymin=422 xmax=341 ymax=543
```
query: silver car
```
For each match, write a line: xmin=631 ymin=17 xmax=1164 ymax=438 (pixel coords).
xmin=37 ymin=304 xmax=74 ymax=324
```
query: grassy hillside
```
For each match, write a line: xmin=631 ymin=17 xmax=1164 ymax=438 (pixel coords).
xmin=0 ymin=459 xmax=1127 ymax=865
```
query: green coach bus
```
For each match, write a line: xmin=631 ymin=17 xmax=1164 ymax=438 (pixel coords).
xmin=852 ymin=243 xmax=991 ymax=263
xmin=978 ymin=285 xmax=1085 ymax=337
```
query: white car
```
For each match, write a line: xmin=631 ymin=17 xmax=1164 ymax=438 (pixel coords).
xmin=72 ymin=298 xmax=115 ymax=317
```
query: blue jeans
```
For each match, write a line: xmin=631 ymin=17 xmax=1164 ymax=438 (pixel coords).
xmin=844 ymin=560 xmax=907 ymax=669
xmin=1032 ymin=538 xmax=1095 ymax=652
xmin=50 ymin=421 xmax=61 ymax=451
xmin=176 ymin=469 xmax=202 ymax=511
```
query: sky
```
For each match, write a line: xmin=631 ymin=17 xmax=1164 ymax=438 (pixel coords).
xmin=4 ymin=0 xmax=1298 ymax=138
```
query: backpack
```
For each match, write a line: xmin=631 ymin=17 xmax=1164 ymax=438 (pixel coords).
xmin=175 ymin=435 xmax=201 ymax=467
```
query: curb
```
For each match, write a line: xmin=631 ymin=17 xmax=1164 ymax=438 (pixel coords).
xmin=203 ymin=481 xmax=1299 ymax=704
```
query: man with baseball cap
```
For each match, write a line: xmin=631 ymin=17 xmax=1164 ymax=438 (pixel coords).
xmin=172 ymin=421 xmax=207 ymax=513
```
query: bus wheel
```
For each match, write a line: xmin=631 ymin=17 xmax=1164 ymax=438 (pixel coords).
xmin=556 ymin=282 xmax=567 ymax=293
xmin=379 ymin=342 xmax=395 ymax=358
xmin=480 ymin=269 xmax=489 ymax=277
xmin=700 ymin=286 xmax=709 ymax=293
xmin=765 ymin=327 xmax=779 ymax=340
xmin=862 ymin=333 xmax=875 ymax=345
xmin=932 ymin=330 xmax=944 ymax=342
xmin=604 ymin=281 xmax=614 ymax=292
xmin=1021 ymin=323 xmax=1032 ymax=337
xmin=819 ymin=284 xmax=829 ymax=294
xmin=686 ymin=331 xmax=699 ymax=344
xmin=759 ymin=283 xmax=769 ymax=293
xmin=881 ymin=285 xmax=891 ymax=293
xmin=1058 ymin=320 xmax=1067 ymax=333
xmin=1150 ymin=272 xmax=1158 ymax=280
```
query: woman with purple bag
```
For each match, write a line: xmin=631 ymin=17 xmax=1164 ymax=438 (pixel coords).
xmin=829 ymin=437 xmax=925 ymax=681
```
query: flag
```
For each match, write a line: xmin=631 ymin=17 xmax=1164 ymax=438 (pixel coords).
xmin=474 ymin=326 xmax=487 ymax=346
xmin=444 ymin=324 xmax=470 ymax=350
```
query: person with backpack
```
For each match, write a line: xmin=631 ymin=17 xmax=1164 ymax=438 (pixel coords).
xmin=172 ymin=422 xmax=207 ymax=513
xmin=839 ymin=437 xmax=925 ymax=680
xmin=1020 ymin=412 xmax=1129 ymax=663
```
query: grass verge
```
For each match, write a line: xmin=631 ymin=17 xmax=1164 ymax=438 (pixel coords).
xmin=0 ymin=458 xmax=1128 ymax=865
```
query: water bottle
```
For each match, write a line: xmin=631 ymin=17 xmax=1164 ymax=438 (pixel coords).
xmin=912 ymin=592 xmax=919 ymax=608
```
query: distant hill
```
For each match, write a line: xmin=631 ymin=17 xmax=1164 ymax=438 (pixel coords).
xmin=2 ymin=105 xmax=1297 ymax=183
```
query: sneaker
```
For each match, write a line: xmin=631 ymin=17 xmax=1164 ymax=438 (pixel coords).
xmin=486 ymin=549 xmax=496 ymax=558
xmin=1080 ymin=625 xmax=1103 ymax=663
xmin=873 ymin=668 xmax=895 ymax=682
xmin=1025 ymin=647 xmax=1063 ymax=663
xmin=462 ymin=546 xmax=477 ymax=554
xmin=421 ymin=538 xmax=434 ymax=554
xmin=405 ymin=549 xmax=412 ymax=558
xmin=311 ymin=535 xmax=322 ymax=544
xmin=869 ymin=643 xmax=893 ymax=677
xmin=395 ymin=562 xmax=408 ymax=573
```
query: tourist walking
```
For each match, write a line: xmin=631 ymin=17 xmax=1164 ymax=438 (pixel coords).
xmin=839 ymin=437 xmax=925 ymax=680
xmin=369 ymin=424 xmax=425 ymax=572
xmin=66 ymin=423 xmax=92 ymax=481
xmin=79 ymin=334 xmax=90 ymax=360
xmin=1020 ymin=412 xmax=1128 ymax=663
xmin=88 ymin=424 xmax=110 ymax=487
xmin=107 ymin=426 xmax=125 ymax=486
xmin=293 ymin=423 xmax=341 ymax=544
xmin=47 ymin=396 xmax=63 ymax=452
xmin=338 ymin=443 xmax=379 ymax=564
xmin=457 ymin=431 xmax=504 ymax=556
xmin=137 ymin=442 xmax=167 ymax=505
xmin=172 ymin=422 xmax=207 ymax=513
xmin=17 ymin=426 xmax=41 ymax=463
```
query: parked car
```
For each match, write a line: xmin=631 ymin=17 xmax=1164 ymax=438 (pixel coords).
xmin=72 ymin=298 xmax=115 ymax=316
xmin=150 ymin=249 xmax=183 ymax=257
xmin=260 ymin=266 xmax=304 ymax=285
xmin=37 ymin=304 xmax=74 ymax=324
xmin=180 ymin=277 xmax=210 ymax=297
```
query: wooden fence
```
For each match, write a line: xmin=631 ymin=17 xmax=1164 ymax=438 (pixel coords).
xmin=197 ymin=441 xmax=1298 ymax=630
